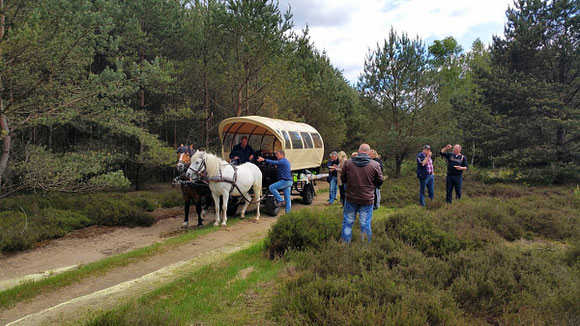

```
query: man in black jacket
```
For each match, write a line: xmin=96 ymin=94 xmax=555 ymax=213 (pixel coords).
xmin=440 ymin=144 xmax=468 ymax=204
xmin=229 ymin=136 xmax=254 ymax=164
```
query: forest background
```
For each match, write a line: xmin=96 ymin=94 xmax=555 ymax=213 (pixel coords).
xmin=0 ymin=0 xmax=577 ymax=195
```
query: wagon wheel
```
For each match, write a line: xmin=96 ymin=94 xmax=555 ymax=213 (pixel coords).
xmin=301 ymin=183 xmax=314 ymax=205
xmin=264 ymin=195 xmax=280 ymax=216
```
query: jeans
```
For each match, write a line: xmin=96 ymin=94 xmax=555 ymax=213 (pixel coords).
xmin=419 ymin=174 xmax=435 ymax=206
xmin=446 ymin=175 xmax=462 ymax=203
xmin=341 ymin=200 xmax=374 ymax=243
xmin=328 ymin=176 xmax=338 ymax=203
xmin=373 ymin=188 xmax=381 ymax=210
xmin=269 ymin=179 xmax=293 ymax=212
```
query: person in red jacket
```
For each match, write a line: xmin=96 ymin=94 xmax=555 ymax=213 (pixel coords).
xmin=340 ymin=144 xmax=384 ymax=243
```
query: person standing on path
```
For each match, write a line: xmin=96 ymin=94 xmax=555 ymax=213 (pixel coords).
xmin=369 ymin=149 xmax=383 ymax=210
xmin=326 ymin=151 xmax=339 ymax=206
xmin=258 ymin=150 xmax=292 ymax=213
xmin=416 ymin=145 xmax=435 ymax=207
xmin=340 ymin=144 xmax=384 ymax=243
xmin=336 ymin=151 xmax=348 ymax=207
xmin=440 ymin=144 xmax=468 ymax=204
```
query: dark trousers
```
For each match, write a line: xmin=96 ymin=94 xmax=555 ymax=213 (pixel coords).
xmin=446 ymin=175 xmax=463 ymax=203
xmin=339 ymin=184 xmax=346 ymax=205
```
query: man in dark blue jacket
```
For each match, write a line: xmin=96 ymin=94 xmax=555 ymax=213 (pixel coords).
xmin=229 ymin=136 xmax=254 ymax=164
xmin=257 ymin=150 xmax=292 ymax=213
xmin=416 ymin=145 xmax=434 ymax=207
xmin=440 ymin=144 xmax=468 ymax=204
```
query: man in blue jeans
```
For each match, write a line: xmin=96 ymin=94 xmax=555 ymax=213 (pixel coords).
xmin=257 ymin=150 xmax=293 ymax=213
xmin=340 ymin=144 xmax=384 ymax=243
xmin=325 ymin=151 xmax=339 ymax=205
xmin=416 ymin=145 xmax=435 ymax=207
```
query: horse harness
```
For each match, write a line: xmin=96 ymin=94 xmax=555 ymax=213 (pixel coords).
xmin=199 ymin=161 xmax=259 ymax=204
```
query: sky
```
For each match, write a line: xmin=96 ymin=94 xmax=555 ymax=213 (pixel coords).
xmin=278 ymin=0 xmax=513 ymax=83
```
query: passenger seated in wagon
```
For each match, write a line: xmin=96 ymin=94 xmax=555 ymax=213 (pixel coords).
xmin=229 ymin=136 xmax=254 ymax=165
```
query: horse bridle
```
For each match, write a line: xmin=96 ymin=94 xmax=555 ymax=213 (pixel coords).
xmin=187 ymin=156 xmax=206 ymax=176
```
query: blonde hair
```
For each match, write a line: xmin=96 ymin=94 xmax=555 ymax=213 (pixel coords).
xmin=369 ymin=149 xmax=381 ymax=159
xmin=337 ymin=151 xmax=347 ymax=162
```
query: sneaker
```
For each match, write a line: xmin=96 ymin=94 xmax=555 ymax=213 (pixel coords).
xmin=274 ymin=200 xmax=282 ymax=207
xmin=324 ymin=201 xmax=332 ymax=206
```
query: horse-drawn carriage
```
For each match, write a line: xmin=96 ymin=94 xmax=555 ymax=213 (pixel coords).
xmin=218 ymin=116 xmax=326 ymax=216
xmin=176 ymin=116 xmax=326 ymax=226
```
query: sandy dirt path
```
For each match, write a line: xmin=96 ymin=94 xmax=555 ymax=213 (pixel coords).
xmin=0 ymin=184 xmax=331 ymax=325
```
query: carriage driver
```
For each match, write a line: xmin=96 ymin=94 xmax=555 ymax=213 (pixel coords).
xmin=257 ymin=150 xmax=292 ymax=213
xmin=229 ymin=136 xmax=254 ymax=165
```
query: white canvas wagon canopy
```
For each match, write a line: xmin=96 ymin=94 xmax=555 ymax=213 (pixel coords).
xmin=219 ymin=116 xmax=324 ymax=171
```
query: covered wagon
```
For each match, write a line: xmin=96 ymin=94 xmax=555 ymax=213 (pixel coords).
xmin=219 ymin=116 xmax=326 ymax=216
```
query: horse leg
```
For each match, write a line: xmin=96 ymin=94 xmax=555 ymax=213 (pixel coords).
xmin=212 ymin=193 xmax=221 ymax=226
xmin=221 ymin=195 xmax=229 ymax=226
xmin=240 ymin=195 xmax=250 ymax=219
xmin=195 ymin=199 xmax=203 ymax=227
xmin=254 ymin=182 xmax=261 ymax=221
xmin=182 ymin=199 xmax=190 ymax=228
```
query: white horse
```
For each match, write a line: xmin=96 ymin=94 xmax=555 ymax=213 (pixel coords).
xmin=186 ymin=151 xmax=262 ymax=226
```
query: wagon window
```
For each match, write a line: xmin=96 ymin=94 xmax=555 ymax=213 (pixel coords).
xmin=260 ymin=135 xmax=276 ymax=155
xmin=300 ymin=132 xmax=313 ymax=148
xmin=281 ymin=130 xmax=291 ymax=149
xmin=310 ymin=133 xmax=323 ymax=148
xmin=248 ymin=134 xmax=261 ymax=151
xmin=223 ymin=133 xmax=234 ymax=152
xmin=288 ymin=131 xmax=303 ymax=149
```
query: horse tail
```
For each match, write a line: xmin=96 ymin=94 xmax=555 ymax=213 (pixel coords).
xmin=253 ymin=165 xmax=263 ymax=204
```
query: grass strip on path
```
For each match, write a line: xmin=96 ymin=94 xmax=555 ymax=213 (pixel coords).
xmin=79 ymin=241 xmax=282 ymax=326
xmin=0 ymin=219 xmax=241 ymax=310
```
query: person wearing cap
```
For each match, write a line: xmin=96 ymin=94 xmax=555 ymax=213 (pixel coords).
xmin=325 ymin=151 xmax=339 ymax=205
xmin=440 ymin=144 xmax=468 ymax=204
xmin=416 ymin=145 xmax=435 ymax=207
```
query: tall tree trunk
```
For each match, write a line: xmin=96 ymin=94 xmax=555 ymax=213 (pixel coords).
xmin=395 ymin=156 xmax=403 ymax=178
xmin=204 ymin=69 xmax=211 ymax=149
xmin=0 ymin=0 xmax=10 ymax=190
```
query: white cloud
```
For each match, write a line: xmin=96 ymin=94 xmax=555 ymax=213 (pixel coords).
xmin=279 ymin=0 xmax=512 ymax=83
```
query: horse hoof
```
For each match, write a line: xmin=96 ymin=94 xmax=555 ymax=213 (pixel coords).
xmin=197 ymin=223 xmax=203 ymax=228
xmin=221 ymin=222 xmax=227 ymax=226
xmin=213 ymin=222 xmax=219 ymax=226
xmin=181 ymin=222 xmax=189 ymax=228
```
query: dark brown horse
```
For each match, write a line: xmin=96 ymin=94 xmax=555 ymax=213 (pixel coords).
xmin=180 ymin=180 xmax=213 ymax=228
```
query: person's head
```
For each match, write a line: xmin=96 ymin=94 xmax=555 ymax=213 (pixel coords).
xmin=337 ymin=151 xmax=347 ymax=162
xmin=330 ymin=151 xmax=338 ymax=160
xmin=453 ymin=144 xmax=462 ymax=155
xmin=422 ymin=144 xmax=431 ymax=155
xmin=180 ymin=143 xmax=184 ymax=147
xmin=358 ymin=143 xmax=371 ymax=154
xmin=369 ymin=149 xmax=380 ymax=159
xmin=275 ymin=149 xmax=285 ymax=159
xmin=240 ymin=136 xmax=248 ymax=146
xmin=351 ymin=152 xmax=358 ymax=157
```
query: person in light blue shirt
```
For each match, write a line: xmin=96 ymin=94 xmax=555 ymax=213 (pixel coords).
xmin=257 ymin=150 xmax=293 ymax=213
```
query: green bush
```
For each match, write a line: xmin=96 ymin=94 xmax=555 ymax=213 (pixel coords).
xmin=0 ymin=186 xmax=182 ymax=253
xmin=0 ymin=209 xmax=92 ymax=252
xmin=83 ymin=198 xmax=154 ymax=227
xmin=382 ymin=207 xmax=464 ymax=257
xmin=265 ymin=208 xmax=342 ymax=258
